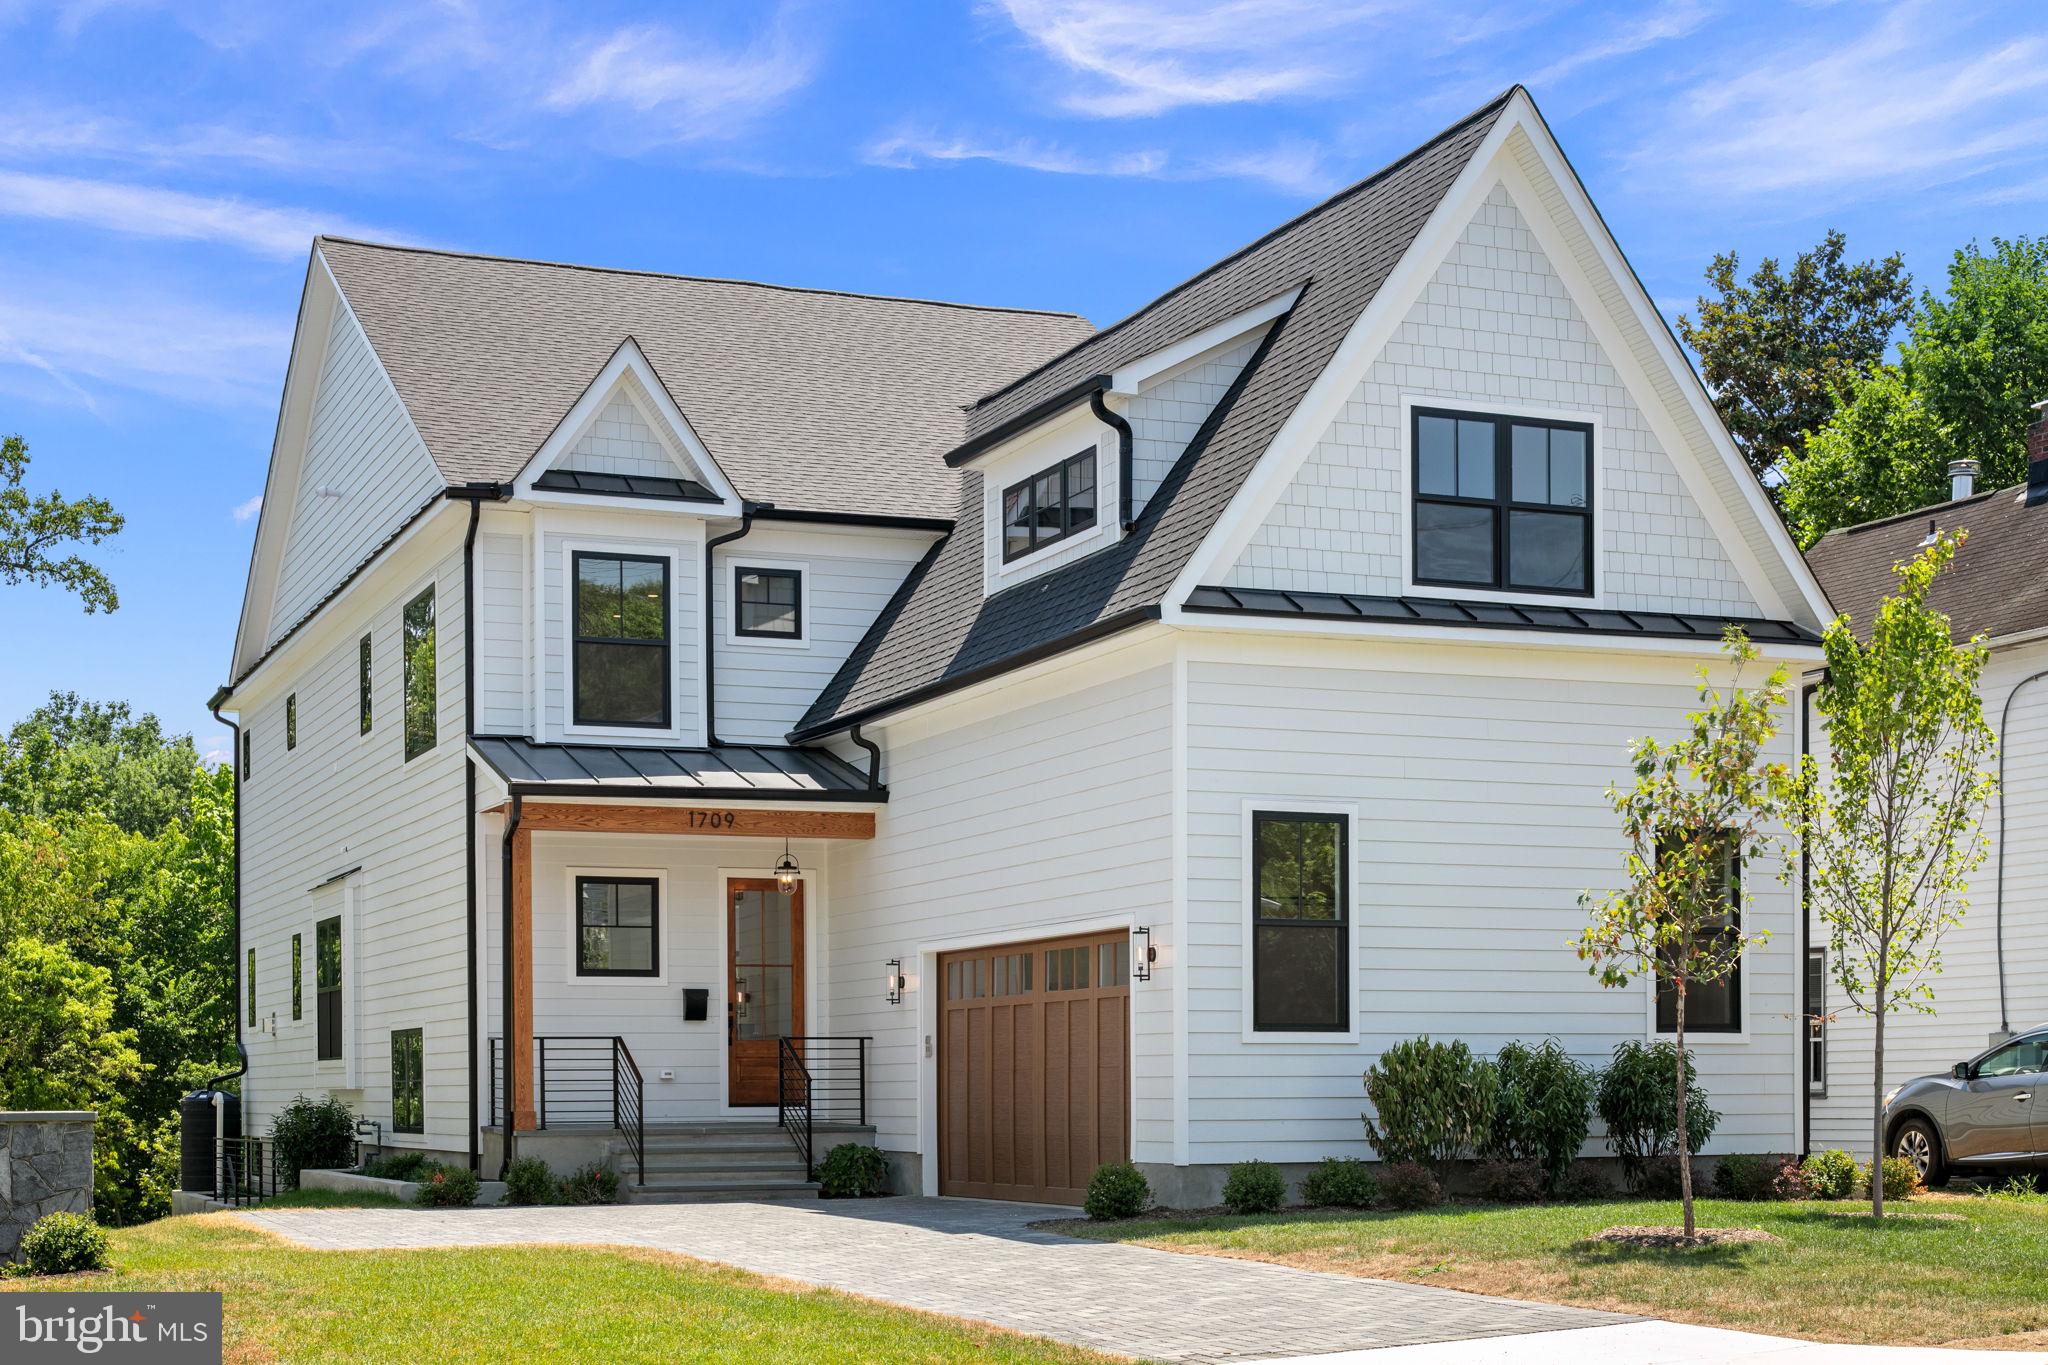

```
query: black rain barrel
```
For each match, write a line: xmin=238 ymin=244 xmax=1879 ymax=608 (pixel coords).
xmin=179 ymin=1089 xmax=240 ymax=1193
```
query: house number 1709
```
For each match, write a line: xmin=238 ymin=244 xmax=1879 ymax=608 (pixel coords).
xmin=687 ymin=810 xmax=738 ymax=829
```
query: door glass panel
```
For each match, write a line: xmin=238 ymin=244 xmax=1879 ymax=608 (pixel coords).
xmin=735 ymin=966 xmax=794 ymax=1040
xmin=732 ymin=887 xmax=796 ymax=1040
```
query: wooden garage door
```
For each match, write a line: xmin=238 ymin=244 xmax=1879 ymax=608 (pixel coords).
xmin=939 ymin=932 xmax=1130 ymax=1204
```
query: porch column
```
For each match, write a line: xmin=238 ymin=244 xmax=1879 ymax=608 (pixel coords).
xmin=510 ymin=822 xmax=537 ymax=1131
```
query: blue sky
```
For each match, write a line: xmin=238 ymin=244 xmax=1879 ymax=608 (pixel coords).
xmin=3 ymin=0 xmax=2045 ymax=758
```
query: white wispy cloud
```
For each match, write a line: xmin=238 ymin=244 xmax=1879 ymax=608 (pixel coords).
xmin=0 ymin=168 xmax=405 ymax=259
xmin=0 ymin=284 xmax=288 ymax=408
xmin=544 ymin=15 xmax=819 ymax=141
xmin=232 ymin=494 xmax=262 ymax=522
xmin=1527 ymin=0 xmax=1714 ymax=88
xmin=986 ymin=0 xmax=1399 ymax=117
xmin=864 ymin=124 xmax=1336 ymax=195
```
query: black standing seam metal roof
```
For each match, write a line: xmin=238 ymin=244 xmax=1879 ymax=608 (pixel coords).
xmin=470 ymin=735 xmax=883 ymax=801
xmin=1181 ymin=586 xmax=1821 ymax=644
xmin=532 ymin=468 xmax=718 ymax=502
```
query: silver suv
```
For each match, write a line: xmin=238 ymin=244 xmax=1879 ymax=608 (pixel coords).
xmin=1883 ymin=1027 xmax=2048 ymax=1186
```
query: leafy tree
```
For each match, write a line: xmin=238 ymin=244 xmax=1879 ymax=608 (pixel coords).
xmin=1781 ymin=237 xmax=2048 ymax=543
xmin=2 ymin=693 xmax=201 ymax=834
xmin=1794 ymin=533 xmax=1995 ymax=1218
xmin=0 ymin=434 xmax=123 ymax=612
xmin=1677 ymin=230 xmax=1913 ymax=493
xmin=1577 ymin=628 xmax=1790 ymax=1236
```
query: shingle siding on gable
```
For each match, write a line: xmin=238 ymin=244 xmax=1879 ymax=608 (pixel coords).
xmin=1223 ymin=185 xmax=1758 ymax=617
xmin=1126 ymin=331 xmax=1265 ymax=518
xmin=555 ymin=380 xmax=693 ymax=481
xmin=270 ymin=303 xmax=446 ymax=644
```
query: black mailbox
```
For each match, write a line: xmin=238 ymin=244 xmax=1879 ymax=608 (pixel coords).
xmin=682 ymin=987 xmax=709 ymax=1022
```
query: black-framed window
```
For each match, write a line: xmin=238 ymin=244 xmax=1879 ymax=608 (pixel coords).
xmin=1413 ymin=408 xmax=1593 ymax=595
xmin=391 ymin=1028 xmax=423 ymax=1133
xmin=572 ymin=553 xmax=670 ymax=728
xmin=241 ymin=730 xmax=251 ymax=781
xmin=291 ymin=933 xmax=303 ymax=1021
xmin=286 ymin=694 xmax=297 ymax=751
xmin=1002 ymin=450 xmax=1097 ymax=562
xmin=735 ymin=566 xmax=802 ymax=639
xmin=576 ymin=877 xmax=659 ymax=977
xmin=358 ymin=634 xmax=373 ymax=735
xmin=316 ymin=915 xmax=343 ymax=1060
xmin=402 ymin=587 xmax=436 ymax=760
xmin=1251 ymin=811 xmax=1349 ymax=1032
xmin=1654 ymin=837 xmax=1741 ymax=1034
xmin=246 ymin=948 xmax=256 ymax=1027
xmin=1806 ymin=947 xmax=1826 ymax=1096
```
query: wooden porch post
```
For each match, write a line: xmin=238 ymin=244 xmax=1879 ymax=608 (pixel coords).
xmin=510 ymin=822 xmax=537 ymax=1131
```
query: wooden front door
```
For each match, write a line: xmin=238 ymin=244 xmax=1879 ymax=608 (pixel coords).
xmin=728 ymin=879 xmax=803 ymax=1106
xmin=939 ymin=931 xmax=1130 ymax=1204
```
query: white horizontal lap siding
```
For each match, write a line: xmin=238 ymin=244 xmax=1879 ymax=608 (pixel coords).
xmin=1127 ymin=331 xmax=1264 ymax=519
xmin=1809 ymin=640 xmax=2048 ymax=1155
xmin=476 ymin=531 xmax=526 ymax=735
xmin=239 ymin=538 xmax=471 ymax=1152
xmin=1223 ymin=183 xmax=1757 ymax=618
xmin=541 ymin=527 xmax=700 ymax=742
xmin=711 ymin=525 xmax=936 ymax=745
xmin=1183 ymin=644 xmax=1799 ymax=1166
xmin=824 ymin=660 xmax=1175 ymax=1160
xmin=269 ymin=302 xmax=444 ymax=644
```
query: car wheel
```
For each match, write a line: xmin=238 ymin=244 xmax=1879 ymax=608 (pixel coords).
xmin=1891 ymin=1116 xmax=1947 ymax=1188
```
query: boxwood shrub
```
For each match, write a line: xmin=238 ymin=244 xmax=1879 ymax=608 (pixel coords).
xmin=1083 ymin=1162 xmax=1151 ymax=1221
xmin=19 ymin=1212 xmax=109 ymax=1275
xmin=1299 ymin=1157 xmax=1377 ymax=1209
xmin=1221 ymin=1160 xmax=1285 ymax=1214
xmin=816 ymin=1143 xmax=889 ymax=1198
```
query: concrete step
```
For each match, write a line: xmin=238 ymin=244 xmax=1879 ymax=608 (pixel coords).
xmin=625 ymin=1175 xmax=820 ymax=1204
xmin=644 ymin=1152 xmax=806 ymax=1174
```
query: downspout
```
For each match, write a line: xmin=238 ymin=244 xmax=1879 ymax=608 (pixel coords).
xmin=1993 ymin=669 xmax=2048 ymax=1038
xmin=1799 ymin=679 xmax=1817 ymax=1155
xmin=498 ymin=792 xmax=522 ymax=1178
xmin=704 ymin=502 xmax=770 ymax=746
xmin=205 ymin=688 xmax=247 ymax=1094
xmin=849 ymin=724 xmax=882 ymax=790
xmin=448 ymin=483 xmax=504 ymax=1173
xmin=1090 ymin=389 xmax=1135 ymax=533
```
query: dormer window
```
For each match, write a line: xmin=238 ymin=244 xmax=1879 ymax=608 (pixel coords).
xmin=1002 ymin=451 xmax=1097 ymax=562
xmin=572 ymin=552 xmax=670 ymax=728
xmin=1412 ymin=408 xmax=1593 ymax=596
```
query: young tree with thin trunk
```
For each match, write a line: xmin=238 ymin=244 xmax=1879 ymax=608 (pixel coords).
xmin=1577 ymin=628 xmax=1791 ymax=1237
xmin=1795 ymin=532 xmax=1995 ymax=1218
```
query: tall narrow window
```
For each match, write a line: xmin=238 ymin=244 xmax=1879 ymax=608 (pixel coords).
xmin=735 ymin=567 xmax=802 ymax=639
xmin=1001 ymin=451 xmax=1097 ymax=561
xmin=1251 ymin=811 xmax=1349 ymax=1032
xmin=576 ymin=877 xmax=659 ymax=977
xmin=1413 ymin=408 xmax=1593 ymax=595
xmin=241 ymin=731 xmax=251 ymax=781
xmin=316 ymin=916 xmax=343 ymax=1061
xmin=1654 ymin=837 xmax=1741 ymax=1034
xmin=291 ymin=933 xmax=303 ymax=1021
xmin=402 ymin=588 xmax=436 ymax=760
xmin=286 ymin=694 xmax=297 ymax=750
xmin=358 ymin=634 xmax=373 ymax=735
xmin=391 ymin=1028 xmax=424 ymax=1133
xmin=246 ymin=948 xmax=256 ymax=1026
xmin=573 ymin=553 xmax=670 ymax=727
xmin=1807 ymin=947 xmax=1827 ymax=1095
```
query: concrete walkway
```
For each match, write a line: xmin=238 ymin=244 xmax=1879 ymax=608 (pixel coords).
xmin=237 ymin=1196 xmax=1614 ymax=1362
xmin=1262 ymin=1320 xmax=2048 ymax=1363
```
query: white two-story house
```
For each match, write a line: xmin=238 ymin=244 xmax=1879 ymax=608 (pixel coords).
xmin=214 ymin=87 xmax=1834 ymax=1206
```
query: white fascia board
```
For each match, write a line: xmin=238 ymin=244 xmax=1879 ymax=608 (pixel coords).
xmin=1163 ymin=606 xmax=1826 ymax=663
xmin=1107 ymin=286 xmax=1301 ymax=395
xmin=510 ymin=336 xmax=743 ymax=515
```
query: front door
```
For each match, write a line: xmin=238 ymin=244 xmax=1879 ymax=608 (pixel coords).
xmin=728 ymin=878 xmax=803 ymax=1107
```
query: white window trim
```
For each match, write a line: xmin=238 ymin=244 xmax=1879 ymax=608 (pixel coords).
xmin=725 ymin=556 xmax=811 ymax=650
xmin=980 ymin=406 xmax=1121 ymax=595
xmin=1238 ymin=798 xmax=1361 ymax=1045
xmin=558 ymin=535 xmax=690 ymax=743
xmin=563 ymin=866 xmax=671 ymax=987
xmin=1397 ymin=394 xmax=1608 ymax=608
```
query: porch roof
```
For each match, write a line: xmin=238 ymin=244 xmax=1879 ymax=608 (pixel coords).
xmin=471 ymin=735 xmax=882 ymax=801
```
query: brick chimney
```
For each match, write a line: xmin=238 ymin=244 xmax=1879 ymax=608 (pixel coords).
xmin=2029 ymin=400 xmax=2048 ymax=507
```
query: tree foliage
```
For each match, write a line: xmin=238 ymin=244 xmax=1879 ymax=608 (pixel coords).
xmin=1794 ymin=533 xmax=1995 ymax=1217
xmin=1677 ymin=230 xmax=1913 ymax=493
xmin=1577 ymin=628 xmax=1789 ymax=1235
xmin=0 ymin=434 xmax=123 ymax=613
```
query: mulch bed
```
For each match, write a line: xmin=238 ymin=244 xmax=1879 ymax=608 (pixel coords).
xmin=1590 ymin=1225 xmax=1781 ymax=1250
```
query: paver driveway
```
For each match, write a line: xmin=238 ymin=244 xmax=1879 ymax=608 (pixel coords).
xmin=239 ymin=1196 xmax=1621 ymax=1362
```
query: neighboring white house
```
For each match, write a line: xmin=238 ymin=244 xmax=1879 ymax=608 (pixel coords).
xmin=214 ymin=87 xmax=1835 ymax=1206
xmin=1803 ymin=439 xmax=2048 ymax=1160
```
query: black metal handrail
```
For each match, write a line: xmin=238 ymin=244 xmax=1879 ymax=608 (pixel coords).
xmin=488 ymin=1034 xmax=645 ymax=1185
xmin=214 ymin=1135 xmax=280 ymax=1207
xmin=778 ymin=1036 xmax=868 ymax=1179
xmin=614 ymin=1036 xmax=645 ymax=1186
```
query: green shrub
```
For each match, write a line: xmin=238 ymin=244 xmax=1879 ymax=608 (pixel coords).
xmin=1378 ymin=1161 xmax=1442 ymax=1209
xmin=1221 ymin=1160 xmax=1285 ymax=1214
xmin=1363 ymin=1037 xmax=1498 ymax=1169
xmin=18 ymin=1212 xmax=109 ymax=1275
xmin=1801 ymin=1149 xmax=1858 ymax=1200
xmin=411 ymin=1163 xmax=479 ymax=1207
xmin=1474 ymin=1158 xmax=1545 ymax=1203
xmin=559 ymin=1163 xmax=622 ymax=1205
xmin=361 ymin=1151 xmax=429 ymax=1181
xmin=816 ymin=1144 xmax=890 ymax=1199
xmin=1083 ymin=1162 xmax=1152 ymax=1220
xmin=1555 ymin=1163 xmax=1611 ymax=1201
xmin=269 ymin=1093 xmax=356 ymax=1189
xmin=1712 ymin=1153 xmax=1778 ymax=1201
xmin=1772 ymin=1160 xmax=1812 ymax=1201
xmin=1485 ymin=1039 xmax=1595 ymax=1193
xmin=1637 ymin=1154 xmax=1689 ymax=1198
xmin=1869 ymin=1155 xmax=1921 ymax=1202
xmin=1299 ymin=1157 xmax=1377 ymax=1209
xmin=504 ymin=1156 xmax=556 ymax=1206
xmin=1594 ymin=1041 xmax=1718 ymax=1191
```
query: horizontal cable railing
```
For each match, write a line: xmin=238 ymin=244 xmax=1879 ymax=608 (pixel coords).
xmin=778 ymin=1036 xmax=869 ymax=1179
xmin=214 ymin=1135 xmax=280 ymax=1207
xmin=488 ymin=1034 xmax=644 ymax=1184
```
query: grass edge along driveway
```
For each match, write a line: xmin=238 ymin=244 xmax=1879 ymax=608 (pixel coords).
xmin=2 ymin=1214 xmax=1126 ymax=1364
xmin=1058 ymin=1193 xmax=2048 ymax=1351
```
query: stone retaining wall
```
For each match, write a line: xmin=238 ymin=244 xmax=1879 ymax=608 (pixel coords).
xmin=1 ymin=1111 xmax=94 ymax=1258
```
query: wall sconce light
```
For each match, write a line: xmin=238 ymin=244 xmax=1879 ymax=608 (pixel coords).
xmin=1133 ymin=926 xmax=1156 ymax=982
xmin=774 ymin=838 xmax=800 ymax=894
xmin=884 ymin=958 xmax=905 ymax=1006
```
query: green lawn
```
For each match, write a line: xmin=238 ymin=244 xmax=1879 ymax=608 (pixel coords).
xmin=2 ymin=1215 xmax=1120 ymax=1364
xmin=1060 ymin=1193 xmax=2048 ymax=1349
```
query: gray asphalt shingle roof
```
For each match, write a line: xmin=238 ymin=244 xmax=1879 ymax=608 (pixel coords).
xmin=791 ymin=92 xmax=1513 ymax=739
xmin=1805 ymin=484 xmax=2048 ymax=643
xmin=318 ymin=240 xmax=1094 ymax=521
